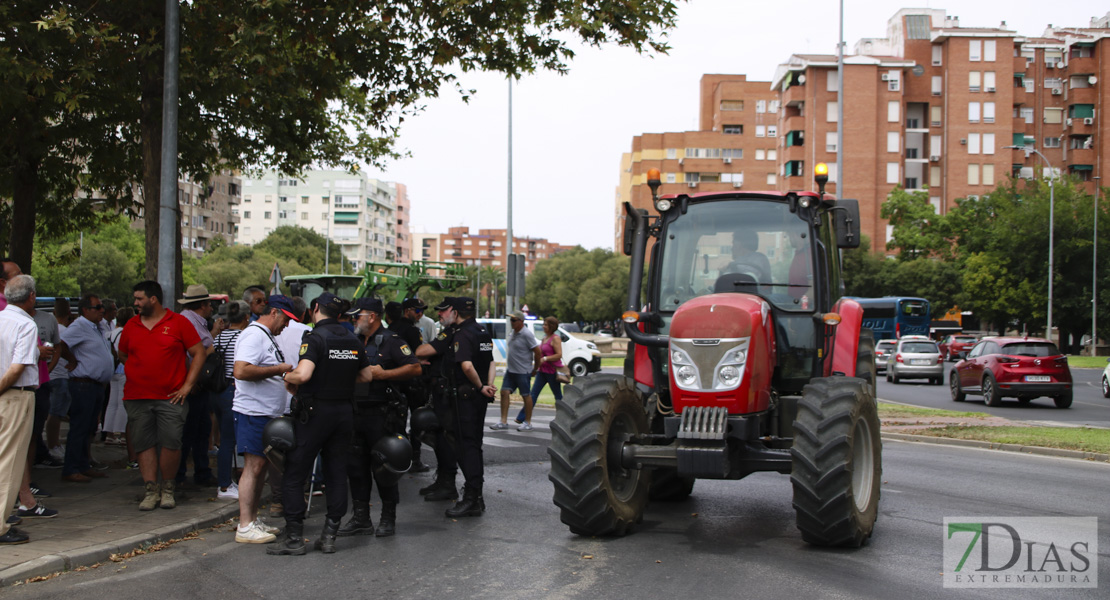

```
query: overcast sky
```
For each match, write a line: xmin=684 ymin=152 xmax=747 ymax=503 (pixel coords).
xmin=372 ymin=0 xmax=1099 ymax=251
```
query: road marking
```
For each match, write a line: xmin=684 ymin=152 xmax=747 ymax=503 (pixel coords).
xmin=482 ymin=437 xmax=535 ymax=448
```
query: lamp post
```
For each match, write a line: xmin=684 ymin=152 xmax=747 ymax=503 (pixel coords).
xmin=1094 ymin=176 xmax=1101 ymax=355
xmin=1004 ymin=145 xmax=1055 ymax=339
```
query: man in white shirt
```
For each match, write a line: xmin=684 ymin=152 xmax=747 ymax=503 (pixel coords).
xmin=0 ymin=275 xmax=42 ymax=544
xmin=232 ymin=296 xmax=296 ymax=544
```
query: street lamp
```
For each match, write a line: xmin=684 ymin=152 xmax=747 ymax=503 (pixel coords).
xmin=1094 ymin=176 xmax=1102 ymax=355
xmin=1004 ymin=145 xmax=1056 ymax=339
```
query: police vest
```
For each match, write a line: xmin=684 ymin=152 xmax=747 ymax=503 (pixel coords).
xmin=300 ymin=322 xmax=365 ymax=401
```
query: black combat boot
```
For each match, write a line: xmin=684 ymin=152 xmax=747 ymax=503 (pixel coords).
xmin=314 ymin=517 xmax=342 ymax=554
xmin=445 ymin=488 xmax=484 ymax=518
xmin=375 ymin=502 xmax=397 ymax=537
xmin=421 ymin=474 xmax=458 ymax=501
xmin=336 ymin=502 xmax=374 ymax=537
xmin=267 ymin=521 xmax=306 ymax=556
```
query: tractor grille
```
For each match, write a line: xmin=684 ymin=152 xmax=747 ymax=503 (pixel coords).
xmin=677 ymin=405 xmax=729 ymax=440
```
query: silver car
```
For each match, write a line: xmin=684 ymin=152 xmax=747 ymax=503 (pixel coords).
xmin=886 ymin=338 xmax=944 ymax=385
xmin=874 ymin=339 xmax=897 ymax=373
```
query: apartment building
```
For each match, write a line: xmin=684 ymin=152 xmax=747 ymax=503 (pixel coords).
xmin=415 ymin=226 xmax=570 ymax=274
xmin=236 ymin=169 xmax=398 ymax=271
xmin=618 ymin=9 xmax=1110 ymax=252
xmin=128 ymin=171 xmax=241 ymax=257
xmin=395 ymin=183 xmax=412 ymax=263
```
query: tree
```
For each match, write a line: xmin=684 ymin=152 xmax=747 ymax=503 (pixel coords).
xmin=525 ymin=247 xmax=629 ymax=323
xmin=7 ymin=1 xmax=682 ymax=281
xmin=254 ymin=226 xmax=350 ymax=275
xmin=880 ymin=186 xmax=948 ymax=260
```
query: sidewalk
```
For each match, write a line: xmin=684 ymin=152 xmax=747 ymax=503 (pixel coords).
xmin=0 ymin=440 xmax=239 ymax=586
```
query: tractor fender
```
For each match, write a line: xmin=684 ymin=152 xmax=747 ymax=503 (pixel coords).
xmin=829 ymin=298 xmax=864 ymax=378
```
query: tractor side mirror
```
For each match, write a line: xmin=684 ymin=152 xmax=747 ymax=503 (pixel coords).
xmin=622 ymin=213 xmax=635 ymax=256
xmin=834 ymin=199 xmax=861 ymax=249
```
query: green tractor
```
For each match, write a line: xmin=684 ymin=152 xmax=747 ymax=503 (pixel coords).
xmin=284 ymin=260 xmax=469 ymax=302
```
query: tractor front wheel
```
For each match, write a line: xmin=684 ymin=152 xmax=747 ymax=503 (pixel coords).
xmin=548 ymin=375 xmax=651 ymax=536
xmin=791 ymin=377 xmax=882 ymax=547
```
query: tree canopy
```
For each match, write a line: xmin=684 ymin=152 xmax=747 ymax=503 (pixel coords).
xmin=524 ymin=247 xmax=630 ymax=322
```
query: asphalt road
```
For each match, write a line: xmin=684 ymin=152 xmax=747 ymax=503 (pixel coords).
xmin=7 ymin=407 xmax=1108 ymax=599
xmin=875 ymin=366 xmax=1110 ymax=428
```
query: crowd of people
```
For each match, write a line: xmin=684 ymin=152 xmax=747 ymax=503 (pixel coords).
xmin=0 ymin=267 xmax=516 ymax=556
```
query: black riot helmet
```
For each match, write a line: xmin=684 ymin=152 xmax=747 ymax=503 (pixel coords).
xmin=262 ymin=416 xmax=296 ymax=471
xmin=371 ymin=434 xmax=413 ymax=485
xmin=411 ymin=405 xmax=439 ymax=432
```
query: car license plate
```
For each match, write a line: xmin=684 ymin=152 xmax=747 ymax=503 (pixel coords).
xmin=911 ymin=359 xmax=931 ymax=365
xmin=1025 ymin=375 xmax=1050 ymax=382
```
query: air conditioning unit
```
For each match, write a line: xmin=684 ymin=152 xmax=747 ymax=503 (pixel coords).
xmin=881 ymin=73 xmax=890 ymax=81
xmin=986 ymin=86 xmax=995 ymax=92
xmin=960 ymin=138 xmax=967 ymax=145
xmin=732 ymin=181 xmax=743 ymax=188
xmin=723 ymin=157 xmax=732 ymax=164
xmin=1067 ymin=118 xmax=1073 ymax=126
xmin=687 ymin=182 xmax=698 ymax=188
xmin=678 ymin=158 xmax=684 ymax=165
xmin=930 ymin=155 xmax=941 ymax=162
xmin=1084 ymin=118 xmax=1094 ymax=125
xmin=1046 ymin=62 xmax=1055 ymax=69
xmin=1052 ymin=88 xmax=1062 ymax=95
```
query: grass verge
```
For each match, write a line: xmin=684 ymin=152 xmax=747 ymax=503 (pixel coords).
xmin=906 ymin=426 xmax=1110 ymax=454
xmin=1066 ymin=355 xmax=1109 ymax=369
xmin=878 ymin=402 xmax=988 ymax=419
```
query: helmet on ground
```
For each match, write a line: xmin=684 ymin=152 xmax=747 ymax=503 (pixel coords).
xmin=411 ymin=405 xmax=439 ymax=432
xmin=371 ymin=434 xmax=413 ymax=485
xmin=262 ymin=416 xmax=296 ymax=471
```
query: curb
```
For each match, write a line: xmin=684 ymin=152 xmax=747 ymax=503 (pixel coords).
xmin=881 ymin=432 xmax=1110 ymax=463
xmin=0 ymin=502 xmax=239 ymax=587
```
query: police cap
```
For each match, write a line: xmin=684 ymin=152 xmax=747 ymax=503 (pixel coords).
xmin=433 ymin=297 xmax=455 ymax=311
xmin=346 ymin=297 xmax=383 ymax=316
xmin=316 ymin=292 xmax=345 ymax=315
xmin=450 ymin=297 xmax=476 ymax=312
xmin=402 ymin=297 xmax=427 ymax=312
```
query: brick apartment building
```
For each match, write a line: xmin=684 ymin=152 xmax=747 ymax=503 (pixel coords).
xmin=129 ymin=171 xmax=241 ymax=257
xmin=618 ymin=8 xmax=1109 ymax=252
xmin=414 ymin=226 xmax=572 ymax=274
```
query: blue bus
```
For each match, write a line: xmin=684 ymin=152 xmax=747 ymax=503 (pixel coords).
xmin=850 ymin=297 xmax=931 ymax=340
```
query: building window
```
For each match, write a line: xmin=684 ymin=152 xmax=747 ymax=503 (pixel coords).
xmin=886 ymin=163 xmax=899 ymax=184
xmin=755 ymin=126 xmax=766 ymax=138
xmin=322 ymin=212 xmax=328 ymax=220
xmin=666 ymin=148 xmax=677 ymax=159
xmin=244 ymin=195 xmax=252 ymax=203
xmin=982 ymin=133 xmax=995 ymax=155
xmin=931 ymin=76 xmax=942 ymax=95
xmin=666 ymin=173 xmax=676 ymax=183
xmin=301 ymin=196 xmax=309 ymax=204
xmin=723 ymin=124 xmax=743 ymax=134
xmin=967 ymin=133 xmax=980 ymax=154
xmin=766 ymin=173 xmax=777 ymax=185
xmin=930 ymin=166 xmax=942 ymax=188
xmin=827 ymin=70 xmax=838 ymax=92
xmin=755 ymin=100 xmax=766 ymax=113
xmin=826 ymin=132 xmax=838 ymax=153
xmin=968 ymin=102 xmax=980 ymax=123
xmin=887 ymin=101 xmax=900 ymax=123
xmin=827 ymin=101 xmax=838 ymax=122
xmin=887 ymin=132 xmax=900 ymax=153
xmin=767 ymin=149 xmax=777 ymax=161
xmin=244 ymin=211 xmax=251 ymax=219
xmin=756 ymin=149 xmax=766 ymax=160
xmin=982 ymin=164 xmax=995 ymax=186
xmin=264 ymin=211 xmax=272 ymax=219
xmin=983 ymin=102 xmax=995 ymax=123
xmin=768 ymin=100 xmax=780 ymax=113
xmin=720 ymin=100 xmax=744 ymax=111
xmin=984 ymin=71 xmax=996 ymax=91
xmin=1020 ymin=107 xmax=1034 ymax=123
xmin=968 ymin=164 xmax=980 ymax=185
xmin=766 ymin=126 xmax=777 ymax=137
xmin=984 ymin=40 xmax=996 ymax=62
xmin=969 ymin=39 xmax=981 ymax=62
xmin=931 ymin=106 xmax=942 ymax=126
xmin=1044 ymin=107 xmax=1063 ymax=124
xmin=1044 ymin=137 xmax=1061 ymax=148
xmin=969 ymin=71 xmax=981 ymax=92
xmin=932 ymin=44 xmax=942 ymax=66
xmin=301 ymin=212 xmax=308 ymax=220
xmin=264 ymin=195 xmax=273 ymax=203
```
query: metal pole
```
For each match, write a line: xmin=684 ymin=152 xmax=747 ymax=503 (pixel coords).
xmin=1048 ymin=174 xmax=1055 ymax=340
xmin=324 ymin=214 xmax=330 ymax=274
xmin=477 ymin=267 xmax=481 ymax=316
xmin=836 ymin=0 xmax=844 ymax=199
xmin=506 ymin=78 xmax=515 ymax=315
xmin=157 ymin=0 xmax=181 ymax=303
xmin=1094 ymin=176 xmax=1101 ymax=355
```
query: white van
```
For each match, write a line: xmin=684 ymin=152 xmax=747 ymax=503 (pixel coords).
xmin=477 ymin=318 xmax=602 ymax=377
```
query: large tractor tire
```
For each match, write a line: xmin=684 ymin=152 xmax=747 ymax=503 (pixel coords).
xmin=549 ymin=375 xmax=651 ymax=536
xmin=791 ymin=377 xmax=882 ymax=547
xmin=855 ymin=327 xmax=877 ymax=396
xmin=648 ymin=468 xmax=695 ymax=501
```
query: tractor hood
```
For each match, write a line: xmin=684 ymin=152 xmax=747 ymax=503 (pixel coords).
xmin=669 ymin=293 xmax=765 ymax=340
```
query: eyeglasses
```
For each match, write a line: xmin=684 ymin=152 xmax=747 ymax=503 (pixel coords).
xmin=89 ymin=305 xmax=105 ymax=310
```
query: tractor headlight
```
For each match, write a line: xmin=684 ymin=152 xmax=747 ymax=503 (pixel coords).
xmin=718 ymin=365 xmax=740 ymax=387
xmin=713 ymin=340 xmax=749 ymax=391
xmin=676 ymin=365 xmax=698 ymax=387
xmin=671 ymin=349 xmax=690 ymax=365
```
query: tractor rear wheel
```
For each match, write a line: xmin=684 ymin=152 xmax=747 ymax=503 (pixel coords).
xmin=549 ymin=375 xmax=650 ymax=536
xmin=855 ymin=328 xmax=876 ymax=396
xmin=791 ymin=377 xmax=881 ymax=547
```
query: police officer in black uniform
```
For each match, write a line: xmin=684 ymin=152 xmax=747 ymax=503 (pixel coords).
xmin=336 ymin=297 xmax=421 ymax=539
xmin=269 ymin=293 xmax=374 ymax=556
xmin=391 ymin=297 xmax=430 ymax=472
xmin=414 ymin=297 xmax=462 ymax=502
xmin=444 ymin=297 xmax=495 ymax=517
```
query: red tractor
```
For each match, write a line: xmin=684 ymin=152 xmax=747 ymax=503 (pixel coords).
xmin=548 ymin=165 xmax=880 ymax=547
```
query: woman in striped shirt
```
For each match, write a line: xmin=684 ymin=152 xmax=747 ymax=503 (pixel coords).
xmin=213 ymin=300 xmax=250 ymax=498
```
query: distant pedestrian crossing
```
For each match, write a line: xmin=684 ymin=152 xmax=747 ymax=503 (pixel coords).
xmin=481 ymin=409 xmax=553 ymax=448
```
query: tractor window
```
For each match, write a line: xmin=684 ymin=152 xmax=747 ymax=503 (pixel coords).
xmin=655 ymin=199 xmax=813 ymax=312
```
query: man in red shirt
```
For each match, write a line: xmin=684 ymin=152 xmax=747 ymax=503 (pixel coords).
xmin=118 ymin=281 xmax=205 ymax=511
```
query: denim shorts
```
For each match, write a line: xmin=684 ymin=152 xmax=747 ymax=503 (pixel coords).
xmin=234 ymin=412 xmax=272 ymax=457
xmin=502 ymin=372 xmax=532 ymax=395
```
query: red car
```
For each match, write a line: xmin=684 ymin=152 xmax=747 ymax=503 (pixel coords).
xmin=949 ymin=337 xmax=1072 ymax=408
xmin=938 ymin=334 xmax=979 ymax=361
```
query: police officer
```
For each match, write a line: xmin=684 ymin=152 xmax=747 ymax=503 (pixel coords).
xmin=337 ymin=297 xmax=421 ymax=539
xmin=444 ymin=297 xmax=495 ymax=517
xmin=269 ymin=293 xmax=374 ymax=556
xmin=391 ymin=297 xmax=430 ymax=472
xmin=414 ymin=297 xmax=462 ymax=502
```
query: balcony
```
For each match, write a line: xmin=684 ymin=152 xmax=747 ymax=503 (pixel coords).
xmin=782 ymin=144 xmax=806 ymax=163
xmin=1067 ymin=147 xmax=1095 ymax=166
xmin=1067 ymin=86 xmax=1097 ymax=106
xmin=1066 ymin=55 xmax=1096 ymax=74
xmin=782 ymin=83 xmax=806 ymax=108
xmin=784 ymin=115 xmax=805 ymax=134
xmin=1067 ymin=116 xmax=1095 ymax=134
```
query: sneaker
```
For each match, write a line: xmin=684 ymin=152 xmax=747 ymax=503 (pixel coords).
xmin=90 ymin=459 xmax=109 ymax=471
xmin=255 ymin=516 xmax=281 ymax=535
xmin=18 ymin=503 xmax=59 ymax=518
xmin=516 ymin=422 xmax=534 ymax=432
xmin=126 ymin=461 xmax=139 ymax=470
xmin=6 ymin=515 xmax=21 ymax=525
xmin=29 ymin=483 xmax=51 ymax=498
xmin=217 ymin=482 xmax=239 ymax=499
xmin=489 ymin=422 xmax=509 ymax=430
xmin=48 ymin=445 xmax=64 ymax=461
xmin=36 ymin=456 xmax=64 ymax=469
xmin=235 ymin=521 xmax=277 ymax=544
